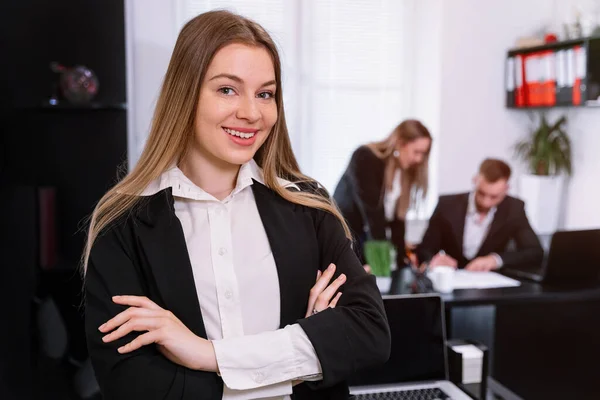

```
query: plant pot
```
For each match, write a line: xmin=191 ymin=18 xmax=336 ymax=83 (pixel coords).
xmin=518 ymin=174 xmax=565 ymax=235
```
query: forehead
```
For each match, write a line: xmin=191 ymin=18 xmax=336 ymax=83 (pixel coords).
xmin=477 ymin=177 xmax=507 ymax=193
xmin=406 ymin=137 xmax=430 ymax=151
xmin=205 ymin=43 xmax=275 ymax=82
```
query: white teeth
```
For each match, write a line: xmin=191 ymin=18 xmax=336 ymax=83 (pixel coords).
xmin=224 ymin=128 xmax=256 ymax=139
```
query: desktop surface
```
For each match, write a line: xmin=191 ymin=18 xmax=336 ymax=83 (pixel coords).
xmin=384 ymin=267 xmax=600 ymax=306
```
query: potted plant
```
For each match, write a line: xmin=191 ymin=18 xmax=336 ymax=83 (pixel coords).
xmin=513 ymin=113 xmax=572 ymax=234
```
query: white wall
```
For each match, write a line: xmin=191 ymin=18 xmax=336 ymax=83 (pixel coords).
xmin=436 ymin=0 xmax=600 ymax=230
xmin=124 ymin=0 xmax=600 ymax=230
xmin=125 ymin=0 xmax=178 ymax=168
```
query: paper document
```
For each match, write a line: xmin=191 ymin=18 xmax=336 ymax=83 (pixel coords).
xmin=451 ymin=270 xmax=521 ymax=289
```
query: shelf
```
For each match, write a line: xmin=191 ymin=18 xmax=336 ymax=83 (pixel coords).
xmin=507 ymin=101 xmax=600 ymax=110
xmin=15 ymin=102 xmax=127 ymax=111
xmin=507 ymin=36 xmax=599 ymax=56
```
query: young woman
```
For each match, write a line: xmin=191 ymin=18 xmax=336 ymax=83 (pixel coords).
xmin=83 ymin=10 xmax=390 ymax=400
xmin=333 ymin=120 xmax=432 ymax=271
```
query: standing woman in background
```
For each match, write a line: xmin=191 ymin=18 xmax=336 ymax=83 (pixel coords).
xmin=333 ymin=120 xmax=432 ymax=272
xmin=83 ymin=10 xmax=389 ymax=400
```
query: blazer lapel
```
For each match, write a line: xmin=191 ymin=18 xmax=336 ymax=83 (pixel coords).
xmin=450 ymin=194 xmax=469 ymax=253
xmin=252 ymin=182 xmax=316 ymax=328
xmin=477 ymin=200 xmax=509 ymax=257
xmin=134 ymin=189 xmax=208 ymax=339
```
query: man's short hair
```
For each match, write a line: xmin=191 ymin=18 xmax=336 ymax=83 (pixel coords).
xmin=479 ymin=159 xmax=511 ymax=182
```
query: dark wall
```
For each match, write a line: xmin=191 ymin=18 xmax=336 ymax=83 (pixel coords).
xmin=1 ymin=0 xmax=128 ymax=266
xmin=1 ymin=0 xmax=126 ymax=107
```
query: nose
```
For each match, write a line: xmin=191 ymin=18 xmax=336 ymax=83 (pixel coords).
xmin=236 ymin=94 xmax=260 ymax=122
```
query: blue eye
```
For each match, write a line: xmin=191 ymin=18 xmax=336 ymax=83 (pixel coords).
xmin=219 ymin=87 xmax=235 ymax=95
xmin=257 ymin=91 xmax=274 ymax=99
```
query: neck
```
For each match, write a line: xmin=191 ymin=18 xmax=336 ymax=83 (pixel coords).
xmin=180 ymin=147 xmax=240 ymax=200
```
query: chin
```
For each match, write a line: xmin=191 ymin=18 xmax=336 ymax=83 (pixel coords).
xmin=220 ymin=148 xmax=258 ymax=166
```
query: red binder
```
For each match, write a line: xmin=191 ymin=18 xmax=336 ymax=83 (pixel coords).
xmin=515 ymin=54 xmax=526 ymax=107
xmin=573 ymin=45 xmax=586 ymax=105
xmin=543 ymin=50 xmax=556 ymax=106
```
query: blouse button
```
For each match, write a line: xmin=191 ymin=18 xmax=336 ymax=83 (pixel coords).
xmin=218 ymin=247 xmax=227 ymax=256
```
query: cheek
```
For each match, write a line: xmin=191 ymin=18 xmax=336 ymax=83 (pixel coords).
xmin=196 ymin=95 xmax=236 ymax=128
xmin=263 ymin=104 xmax=278 ymax=129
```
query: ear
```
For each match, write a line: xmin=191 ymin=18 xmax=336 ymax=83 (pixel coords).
xmin=472 ymin=175 xmax=479 ymax=186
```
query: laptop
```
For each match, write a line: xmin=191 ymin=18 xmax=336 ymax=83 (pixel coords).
xmin=503 ymin=229 xmax=600 ymax=283
xmin=348 ymin=294 xmax=472 ymax=400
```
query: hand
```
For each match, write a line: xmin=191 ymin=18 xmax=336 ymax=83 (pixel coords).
xmin=465 ymin=255 xmax=499 ymax=272
xmin=429 ymin=253 xmax=458 ymax=269
xmin=99 ymin=295 xmax=218 ymax=372
xmin=305 ymin=263 xmax=346 ymax=318
xmin=363 ymin=264 xmax=372 ymax=274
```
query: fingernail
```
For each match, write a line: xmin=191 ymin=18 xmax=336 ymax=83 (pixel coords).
xmin=328 ymin=264 xmax=335 ymax=271
xmin=117 ymin=346 xmax=124 ymax=353
xmin=102 ymin=335 xmax=108 ymax=342
xmin=99 ymin=323 xmax=106 ymax=331
xmin=338 ymin=274 xmax=346 ymax=281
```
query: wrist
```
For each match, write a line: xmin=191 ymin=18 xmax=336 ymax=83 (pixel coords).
xmin=194 ymin=337 xmax=219 ymax=373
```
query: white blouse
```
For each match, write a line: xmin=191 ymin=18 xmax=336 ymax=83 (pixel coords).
xmin=383 ymin=168 xmax=402 ymax=222
xmin=141 ymin=160 xmax=321 ymax=400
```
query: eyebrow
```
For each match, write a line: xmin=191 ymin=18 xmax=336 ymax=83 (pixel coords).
xmin=208 ymin=73 xmax=276 ymax=88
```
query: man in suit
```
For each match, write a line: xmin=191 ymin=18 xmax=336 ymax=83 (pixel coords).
xmin=417 ymin=159 xmax=543 ymax=271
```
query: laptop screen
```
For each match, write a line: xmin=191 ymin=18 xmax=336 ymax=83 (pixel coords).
xmin=348 ymin=294 xmax=447 ymax=386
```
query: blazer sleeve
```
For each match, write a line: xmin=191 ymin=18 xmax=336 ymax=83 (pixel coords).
xmin=416 ymin=201 xmax=444 ymax=264
xmin=85 ymin=226 xmax=220 ymax=400
xmin=497 ymin=202 xmax=544 ymax=268
xmin=348 ymin=146 xmax=387 ymax=240
xmin=297 ymin=209 xmax=391 ymax=388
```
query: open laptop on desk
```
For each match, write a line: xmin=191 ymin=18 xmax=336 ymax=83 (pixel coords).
xmin=348 ymin=294 xmax=471 ymax=400
xmin=503 ymin=229 xmax=600 ymax=283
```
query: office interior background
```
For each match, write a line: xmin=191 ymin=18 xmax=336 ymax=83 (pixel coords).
xmin=2 ymin=0 xmax=600 ymax=399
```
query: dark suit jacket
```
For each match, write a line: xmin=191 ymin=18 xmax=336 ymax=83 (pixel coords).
xmin=85 ymin=182 xmax=391 ymax=400
xmin=333 ymin=146 xmax=406 ymax=269
xmin=416 ymin=192 xmax=544 ymax=269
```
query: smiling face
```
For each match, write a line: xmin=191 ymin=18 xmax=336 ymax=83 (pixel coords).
xmin=191 ymin=43 xmax=278 ymax=168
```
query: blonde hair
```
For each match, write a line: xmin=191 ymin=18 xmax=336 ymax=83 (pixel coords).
xmin=83 ymin=10 xmax=350 ymax=270
xmin=366 ymin=119 xmax=431 ymax=219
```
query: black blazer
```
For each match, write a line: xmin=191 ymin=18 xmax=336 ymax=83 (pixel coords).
xmin=416 ymin=192 xmax=544 ymax=269
xmin=85 ymin=181 xmax=391 ymax=400
xmin=333 ymin=146 xmax=406 ymax=269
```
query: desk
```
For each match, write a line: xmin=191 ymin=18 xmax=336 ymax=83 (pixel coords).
xmin=382 ymin=268 xmax=600 ymax=399
xmin=383 ymin=267 xmax=600 ymax=306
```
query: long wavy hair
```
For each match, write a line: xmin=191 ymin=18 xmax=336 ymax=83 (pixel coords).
xmin=83 ymin=10 xmax=350 ymax=270
xmin=366 ymin=119 xmax=431 ymax=219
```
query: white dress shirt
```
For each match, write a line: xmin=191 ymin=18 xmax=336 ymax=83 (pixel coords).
xmin=463 ymin=192 xmax=503 ymax=267
xmin=141 ymin=160 xmax=322 ymax=400
xmin=383 ymin=169 xmax=402 ymax=223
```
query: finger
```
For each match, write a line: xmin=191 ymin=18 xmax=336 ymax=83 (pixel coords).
xmin=316 ymin=270 xmax=322 ymax=282
xmin=316 ymin=264 xmax=336 ymax=286
xmin=102 ymin=317 xmax=163 ymax=343
xmin=99 ymin=307 xmax=161 ymax=333
xmin=309 ymin=264 xmax=336 ymax=301
xmin=328 ymin=292 xmax=343 ymax=308
xmin=315 ymin=274 xmax=346 ymax=310
xmin=112 ymin=295 xmax=162 ymax=310
xmin=363 ymin=264 xmax=372 ymax=274
xmin=118 ymin=330 xmax=161 ymax=354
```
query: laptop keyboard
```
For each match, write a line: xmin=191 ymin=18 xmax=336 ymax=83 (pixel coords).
xmin=354 ymin=387 xmax=450 ymax=400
